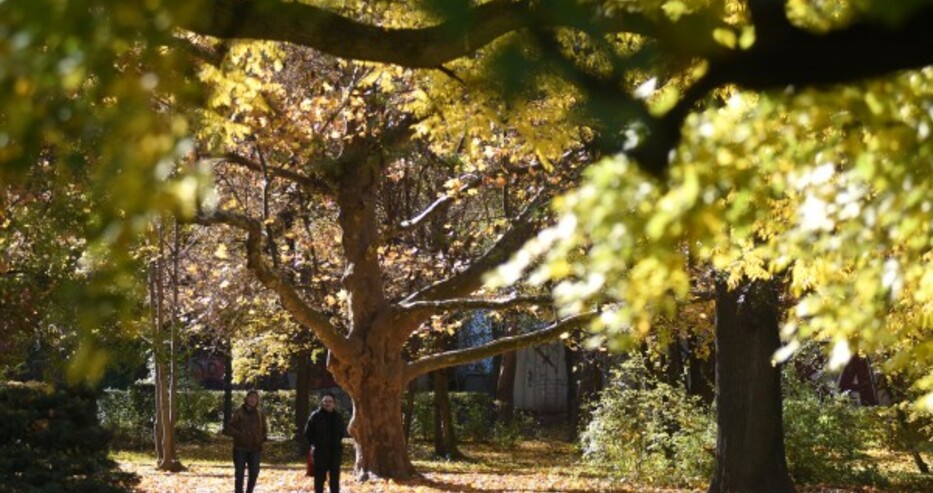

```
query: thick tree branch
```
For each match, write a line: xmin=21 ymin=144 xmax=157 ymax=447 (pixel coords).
xmin=710 ymin=8 xmax=933 ymax=90
xmin=194 ymin=208 xmax=355 ymax=358
xmin=398 ymin=294 xmax=550 ymax=313
xmin=179 ymin=0 xmax=688 ymax=68
xmin=403 ymin=312 xmax=595 ymax=381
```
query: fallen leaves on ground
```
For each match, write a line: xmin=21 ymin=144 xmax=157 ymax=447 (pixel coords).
xmin=116 ymin=439 xmax=931 ymax=493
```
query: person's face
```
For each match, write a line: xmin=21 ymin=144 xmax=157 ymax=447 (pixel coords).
xmin=246 ymin=393 xmax=259 ymax=408
xmin=322 ymin=395 xmax=336 ymax=411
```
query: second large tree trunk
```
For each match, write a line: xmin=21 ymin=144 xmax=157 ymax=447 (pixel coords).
xmin=708 ymin=277 xmax=794 ymax=493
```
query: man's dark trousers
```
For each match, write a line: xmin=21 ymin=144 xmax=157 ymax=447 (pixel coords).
xmin=233 ymin=448 xmax=260 ymax=493
xmin=313 ymin=460 xmax=339 ymax=493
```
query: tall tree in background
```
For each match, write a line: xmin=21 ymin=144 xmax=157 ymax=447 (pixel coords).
xmin=148 ymin=219 xmax=185 ymax=472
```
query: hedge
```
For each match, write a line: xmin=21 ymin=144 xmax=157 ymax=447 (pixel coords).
xmin=99 ymin=386 xmax=499 ymax=448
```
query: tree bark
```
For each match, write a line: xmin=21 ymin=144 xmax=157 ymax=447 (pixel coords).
xmin=496 ymin=344 xmax=517 ymax=422
xmin=564 ymin=344 xmax=579 ymax=441
xmin=151 ymin=221 xmax=184 ymax=472
xmin=708 ymin=277 xmax=794 ymax=493
xmin=222 ymin=345 xmax=233 ymax=435
xmin=331 ymin=354 xmax=415 ymax=480
xmin=666 ymin=336 xmax=685 ymax=387
xmin=294 ymin=350 xmax=312 ymax=454
xmin=433 ymin=368 xmax=462 ymax=458
xmin=403 ymin=379 xmax=417 ymax=441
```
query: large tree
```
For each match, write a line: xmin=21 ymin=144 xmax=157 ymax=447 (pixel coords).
xmin=185 ymin=36 xmax=593 ymax=478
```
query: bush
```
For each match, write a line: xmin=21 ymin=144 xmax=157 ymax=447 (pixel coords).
xmin=492 ymin=410 xmax=534 ymax=448
xmin=253 ymin=390 xmax=296 ymax=439
xmin=580 ymin=356 xmax=715 ymax=486
xmin=0 ymin=381 xmax=138 ymax=493
xmin=406 ymin=391 xmax=496 ymax=443
xmin=783 ymin=367 xmax=887 ymax=485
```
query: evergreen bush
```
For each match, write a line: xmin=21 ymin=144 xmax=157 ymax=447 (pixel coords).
xmin=0 ymin=381 xmax=138 ymax=493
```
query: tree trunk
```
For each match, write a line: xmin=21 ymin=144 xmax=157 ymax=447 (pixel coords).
xmin=294 ymin=350 xmax=312 ymax=455
xmin=403 ymin=379 xmax=417 ymax=441
xmin=576 ymin=351 xmax=605 ymax=425
xmin=433 ymin=368 xmax=462 ymax=458
xmin=152 ymin=220 xmax=184 ymax=473
xmin=153 ymin=356 xmax=165 ymax=464
xmin=496 ymin=326 xmax=518 ymax=422
xmin=347 ymin=378 xmax=415 ymax=479
xmin=564 ymin=344 xmax=578 ymax=440
xmin=222 ymin=346 xmax=233 ymax=434
xmin=666 ymin=336 xmax=685 ymax=387
xmin=708 ymin=277 xmax=794 ymax=493
xmin=687 ymin=334 xmax=716 ymax=406
xmin=165 ymin=220 xmax=183 ymax=472
xmin=330 ymin=353 xmax=415 ymax=480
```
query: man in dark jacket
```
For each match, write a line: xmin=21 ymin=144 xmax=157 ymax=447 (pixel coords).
xmin=304 ymin=392 xmax=344 ymax=493
xmin=227 ymin=390 xmax=268 ymax=493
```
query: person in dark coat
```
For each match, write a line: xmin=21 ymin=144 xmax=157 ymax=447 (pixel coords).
xmin=304 ymin=392 xmax=345 ymax=493
xmin=227 ymin=390 xmax=268 ymax=493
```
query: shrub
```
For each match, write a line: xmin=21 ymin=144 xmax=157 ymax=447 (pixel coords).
xmin=252 ymin=390 xmax=296 ymax=439
xmin=580 ymin=355 xmax=715 ymax=486
xmin=406 ymin=391 xmax=496 ymax=443
xmin=0 ymin=381 xmax=138 ymax=493
xmin=492 ymin=410 xmax=534 ymax=448
xmin=782 ymin=367 xmax=887 ymax=485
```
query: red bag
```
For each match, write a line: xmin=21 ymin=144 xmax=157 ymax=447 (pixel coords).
xmin=306 ymin=448 xmax=315 ymax=477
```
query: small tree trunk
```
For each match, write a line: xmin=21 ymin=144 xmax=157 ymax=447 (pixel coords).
xmin=149 ymin=263 xmax=165 ymax=464
xmin=165 ymin=221 xmax=183 ymax=471
xmin=496 ymin=326 xmax=518 ymax=422
xmin=433 ymin=369 xmax=461 ymax=458
xmin=666 ymin=337 xmax=685 ymax=387
xmin=687 ymin=334 xmax=716 ymax=406
xmin=707 ymin=277 xmax=794 ymax=493
xmin=153 ymin=359 xmax=165 ymax=464
xmin=403 ymin=379 xmax=416 ymax=441
xmin=222 ymin=346 xmax=233 ymax=434
xmin=295 ymin=351 xmax=312 ymax=455
xmin=564 ymin=344 xmax=579 ymax=441
xmin=576 ymin=351 xmax=605 ymax=425
xmin=148 ymin=220 xmax=184 ymax=473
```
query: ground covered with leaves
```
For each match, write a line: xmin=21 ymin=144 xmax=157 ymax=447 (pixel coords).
xmin=116 ymin=437 xmax=930 ymax=493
